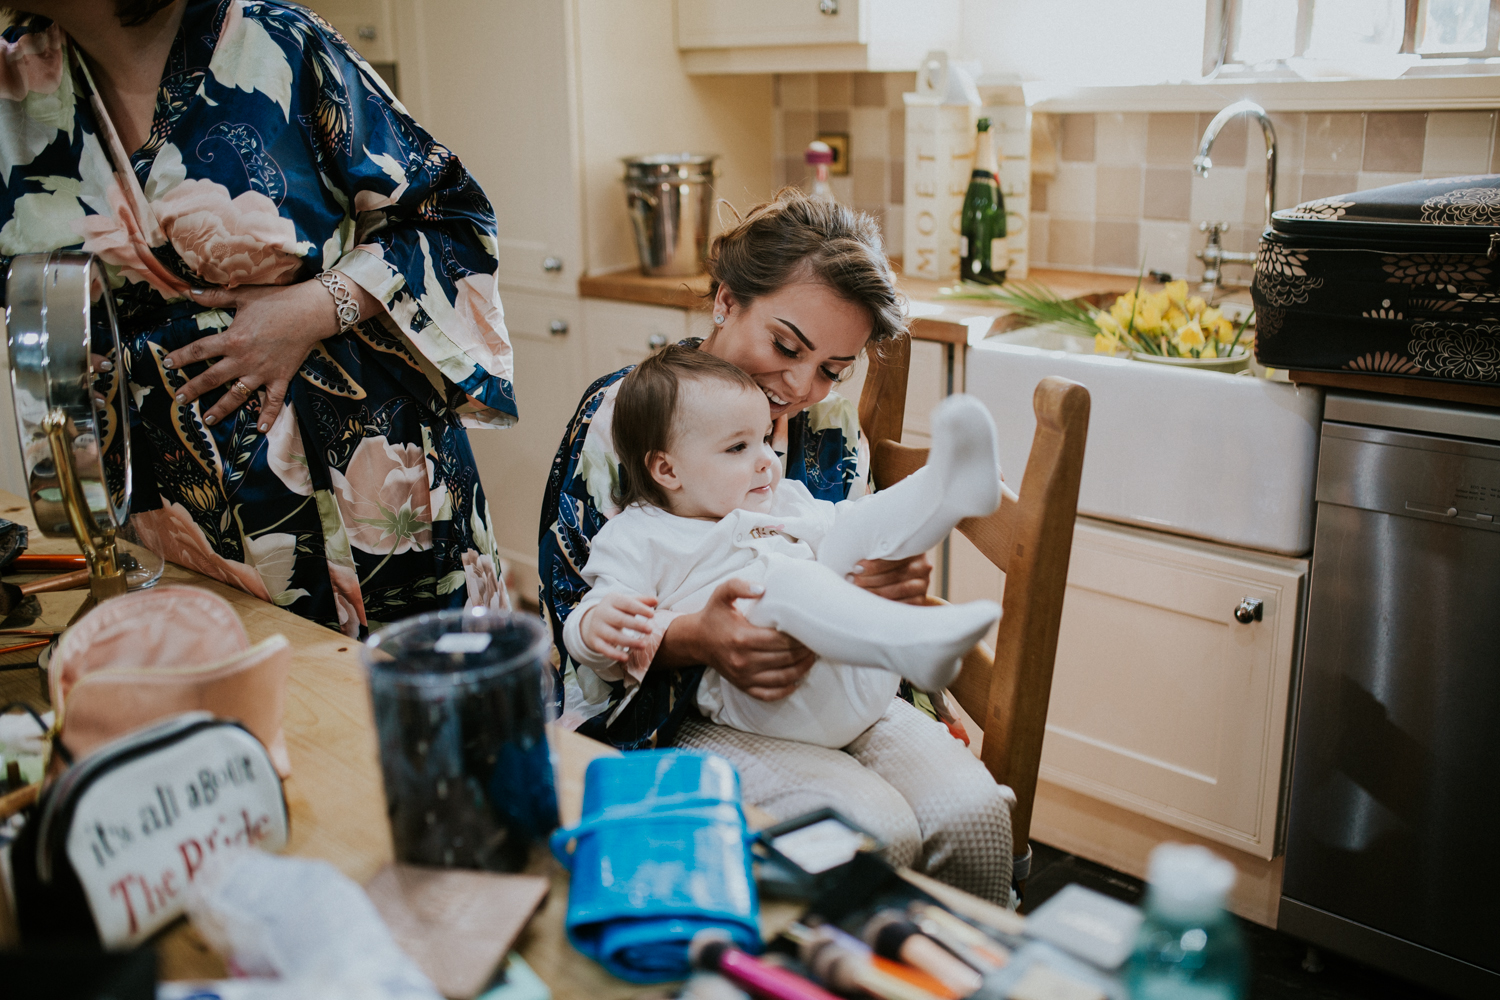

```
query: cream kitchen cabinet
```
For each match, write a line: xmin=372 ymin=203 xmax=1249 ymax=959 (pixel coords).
xmin=950 ymin=517 xmax=1306 ymax=861
xmin=581 ymin=300 xmax=698 ymax=377
xmin=676 ymin=0 xmax=962 ymax=74
xmin=466 ymin=290 xmax=588 ymax=603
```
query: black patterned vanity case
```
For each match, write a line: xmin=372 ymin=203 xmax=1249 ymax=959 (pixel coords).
xmin=1251 ymin=174 xmax=1500 ymax=385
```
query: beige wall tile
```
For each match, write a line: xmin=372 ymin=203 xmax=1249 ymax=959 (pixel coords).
xmin=818 ymin=109 xmax=849 ymax=135
xmin=1096 ymin=165 xmax=1143 ymax=218
xmin=852 ymin=72 xmax=886 ymax=107
xmin=1423 ymin=111 xmax=1495 ymax=176
xmin=1049 ymin=218 xmax=1094 ymax=266
xmin=1243 ymin=169 xmax=1275 ymax=227
xmin=1304 ymin=113 xmax=1364 ymax=171
xmin=1032 ymin=176 xmax=1049 ymax=213
xmin=817 ymin=72 xmax=852 ymax=108
xmin=890 ymin=160 xmax=905 ymax=204
xmin=1356 ymin=171 xmax=1421 ymax=192
xmin=1143 ymin=166 xmax=1191 ymax=220
xmin=1095 ymin=112 xmax=1149 ymax=165
xmin=850 ymin=107 xmax=889 ymax=164
xmin=1298 ymin=171 xmax=1358 ymax=202
xmin=885 ymin=72 xmax=918 ymax=107
xmin=1094 ymin=220 xmax=1140 ymax=270
xmin=784 ymin=110 xmax=816 ymax=157
xmin=778 ymin=74 xmax=814 ymax=111
xmin=1049 ymin=162 xmax=1098 ymax=218
xmin=1190 ymin=167 xmax=1248 ymax=228
xmin=1363 ymin=112 xmax=1426 ymax=173
xmin=1196 ymin=113 xmax=1245 ymax=167
xmin=1146 ymin=113 xmax=1198 ymax=165
xmin=853 ymin=158 xmax=887 ymax=206
xmin=1140 ymin=220 xmax=1192 ymax=283
xmin=883 ymin=209 xmax=903 ymax=251
xmin=1029 ymin=212 xmax=1050 ymax=263
xmin=1060 ymin=114 xmax=1096 ymax=162
xmin=889 ymin=107 xmax=905 ymax=159
xmin=1267 ymin=112 xmax=1306 ymax=175
xmin=830 ymin=175 xmax=854 ymax=204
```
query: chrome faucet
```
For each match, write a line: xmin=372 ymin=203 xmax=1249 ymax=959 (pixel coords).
xmin=1193 ymin=100 xmax=1277 ymax=293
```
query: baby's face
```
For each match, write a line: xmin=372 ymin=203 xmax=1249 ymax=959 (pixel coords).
xmin=662 ymin=383 xmax=781 ymax=519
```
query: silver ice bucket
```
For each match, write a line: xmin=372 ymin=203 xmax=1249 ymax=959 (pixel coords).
xmin=622 ymin=153 xmax=718 ymax=277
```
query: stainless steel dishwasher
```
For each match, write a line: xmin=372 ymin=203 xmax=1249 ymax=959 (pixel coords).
xmin=1280 ymin=391 xmax=1500 ymax=999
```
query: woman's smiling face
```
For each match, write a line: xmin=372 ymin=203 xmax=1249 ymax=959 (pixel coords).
xmin=702 ymin=280 xmax=872 ymax=420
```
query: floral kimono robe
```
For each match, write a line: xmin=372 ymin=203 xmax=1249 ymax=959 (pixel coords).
xmin=538 ymin=345 xmax=866 ymax=750
xmin=0 ymin=2 xmax=516 ymax=634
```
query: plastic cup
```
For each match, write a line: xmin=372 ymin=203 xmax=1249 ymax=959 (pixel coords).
xmin=362 ymin=608 xmax=558 ymax=871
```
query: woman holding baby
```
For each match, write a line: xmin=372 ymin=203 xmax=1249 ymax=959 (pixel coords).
xmin=539 ymin=192 xmax=1016 ymax=904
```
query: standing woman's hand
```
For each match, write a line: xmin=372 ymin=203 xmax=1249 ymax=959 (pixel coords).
xmin=163 ymin=278 xmax=377 ymax=432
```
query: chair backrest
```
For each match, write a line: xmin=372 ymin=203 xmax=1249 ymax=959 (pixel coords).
xmin=859 ymin=340 xmax=1091 ymax=867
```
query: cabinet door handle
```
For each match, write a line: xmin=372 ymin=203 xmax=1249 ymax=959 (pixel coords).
xmin=647 ymin=334 xmax=668 ymax=350
xmin=819 ymin=0 xmax=838 ymax=13
xmin=542 ymin=256 xmax=563 ymax=273
xmin=1233 ymin=597 xmax=1264 ymax=624
xmin=549 ymin=320 xmax=569 ymax=336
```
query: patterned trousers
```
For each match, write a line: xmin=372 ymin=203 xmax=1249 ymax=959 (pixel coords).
xmin=675 ymin=698 xmax=1014 ymax=904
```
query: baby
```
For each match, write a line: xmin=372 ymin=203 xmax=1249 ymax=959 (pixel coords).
xmin=563 ymin=345 xmax=1004 ymax=749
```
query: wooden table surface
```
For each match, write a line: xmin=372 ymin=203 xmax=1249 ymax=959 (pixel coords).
xmin=0 ymin=489 xmax=795 ymax=996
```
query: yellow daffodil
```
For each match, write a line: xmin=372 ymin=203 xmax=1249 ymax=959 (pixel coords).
xmin=1146 ymin=290 xmax=1171 ymax=317
xmin=1094 ymin=332 xmax=1120 ymax=354
xmin=1164 ymin=280 xmax=1189 ymax=308
xmin=1201 ymin=307 xmax=1223 ymax=329
xmin=1094 ymin=312 xmax=1127 ymax=354
xmin=1165 ymin=306 xmax=1188 ymax=329
xmin=1185 ymin=295 xmax=1208 ymax=318
xmin=1175 ymin=318 xmax=1206 ymax=352
xmin=1216 ymin=318 xmax=1237 ymax=342
xmin=1110 ymin=292 xmax=1136 ymax=326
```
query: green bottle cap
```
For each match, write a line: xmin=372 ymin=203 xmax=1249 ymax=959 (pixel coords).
xmin=977 ymin=118 xmax=992 ymax=132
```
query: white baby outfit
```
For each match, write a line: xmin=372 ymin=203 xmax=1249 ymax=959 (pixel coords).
xmin=564 ymin=482 xmax=903 ymax=748
xmin=563 ymin=394 xmax=1005 ymax=749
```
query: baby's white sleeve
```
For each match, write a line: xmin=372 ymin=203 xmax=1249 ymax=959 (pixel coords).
xmin=562 ymin=524 xmax=650 ymax=673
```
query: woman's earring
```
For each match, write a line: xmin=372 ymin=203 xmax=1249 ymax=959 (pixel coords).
xmin=714 ymin=314 xmax=725 ymax=324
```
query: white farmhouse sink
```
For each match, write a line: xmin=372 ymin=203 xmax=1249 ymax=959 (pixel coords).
xmin=967 ymin=326 xmax=1324 ymax=556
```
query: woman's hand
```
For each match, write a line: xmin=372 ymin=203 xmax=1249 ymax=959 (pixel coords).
xmin=580 ymin=593 xmax=659 ymax=662
xmin=657 ymin=578 xmax=816 ymax=701
xmin=851 ymin=553 xmax=933 ymax=604
xmin=163 ymin=279 xmax=375 ymax=432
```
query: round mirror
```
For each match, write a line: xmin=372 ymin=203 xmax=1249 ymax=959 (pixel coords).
xmin=7 ymin=251 xmax=161 ymax=590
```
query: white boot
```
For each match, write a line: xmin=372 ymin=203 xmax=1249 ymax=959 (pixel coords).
xmin=745 ymin=556 xmax=1000 ymax=690
xmin=818 ymin=394 xmax=1003 ymax=578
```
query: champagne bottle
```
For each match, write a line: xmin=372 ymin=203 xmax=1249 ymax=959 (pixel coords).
xmin=959 ymin=118 xmax=1007 ymax=284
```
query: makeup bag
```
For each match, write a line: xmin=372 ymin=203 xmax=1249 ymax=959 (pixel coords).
xmin=549 ymin=750 xmax=760 ymax=982
xmin=1252 ymin=174 xmax=1500 ymax=386
xmin=9 ymin=712 xmax=289 ymax=948
xmin=49 ymin=586 xmax=292 ymax=777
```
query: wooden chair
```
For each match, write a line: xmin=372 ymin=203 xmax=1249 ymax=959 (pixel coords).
xmin=857 ymin=334 xmax=1092 ymax=889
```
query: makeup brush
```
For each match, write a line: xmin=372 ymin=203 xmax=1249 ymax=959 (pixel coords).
xmin=863 ymin=912 xmax=984 ymax=997
xmin=8 ymin=553 xmax=88 ymax=572
xmin=0 ymin=568 xmax=92 ymax=616
xmin=797 ymin=925 xmax=943 ymax=1000
xmin=691 ymin=930 xmax=842 ymax=1000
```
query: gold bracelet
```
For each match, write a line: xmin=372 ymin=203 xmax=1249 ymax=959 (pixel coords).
xmin=317 ymin=270 xmax=361 ymax=332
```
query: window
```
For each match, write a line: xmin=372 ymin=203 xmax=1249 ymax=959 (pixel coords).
xmin=1210 ymin=0 xmax=1500 ymax=75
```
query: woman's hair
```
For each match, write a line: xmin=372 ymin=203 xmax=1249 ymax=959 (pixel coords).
xmin=706 ymin=189 xmax=907 ymax=347
xmin=612 ymin=344 xmax=760 ymax=511
xmin=4 ymin=0 xmax=175 ymax=29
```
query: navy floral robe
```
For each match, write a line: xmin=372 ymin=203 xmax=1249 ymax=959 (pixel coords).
xmin=0 ymin=1 xmax=516 ymax=634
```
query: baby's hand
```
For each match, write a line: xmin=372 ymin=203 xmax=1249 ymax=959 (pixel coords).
xmin=581 ymin=593 xmax=659 ymax=662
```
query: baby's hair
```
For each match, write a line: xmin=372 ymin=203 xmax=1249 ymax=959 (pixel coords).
xmin=612 ymin=344 xmax=761 ymax=510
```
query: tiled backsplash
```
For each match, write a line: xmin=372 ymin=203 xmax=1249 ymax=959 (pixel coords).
xmin=771 ymin=72 xmax=917 ymax=253
xmin=1033 ymin=110 xmax=1500 ymax=283
xmin=772 ymin=80 xmax=1500 ymax=286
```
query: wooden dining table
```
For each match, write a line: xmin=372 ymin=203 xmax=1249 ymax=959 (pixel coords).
xmin=0 ymin=488 xmax=819 ymax=998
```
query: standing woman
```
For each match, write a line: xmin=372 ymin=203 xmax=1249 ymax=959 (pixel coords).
xmin=0 ymin=0 xmax=516 ymax=632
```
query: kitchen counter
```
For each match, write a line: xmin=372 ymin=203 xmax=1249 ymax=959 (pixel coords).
xmin=579 ymin=266 xmax=1139 ymax=346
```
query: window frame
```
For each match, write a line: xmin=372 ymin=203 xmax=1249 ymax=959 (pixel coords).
xmin=1204 ymin=0 xmax=1500 ymax=78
